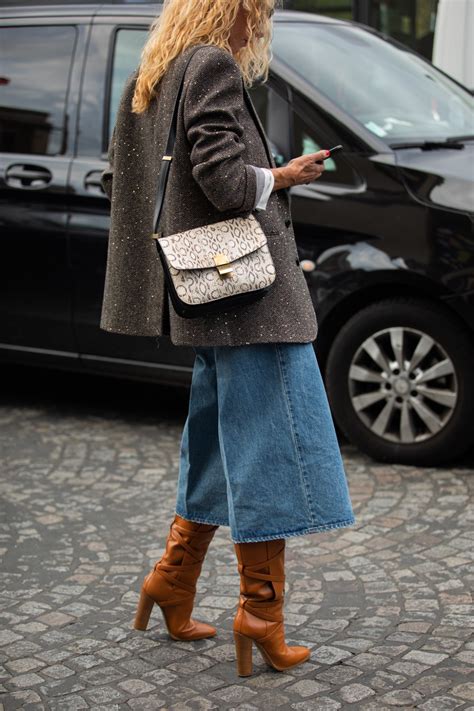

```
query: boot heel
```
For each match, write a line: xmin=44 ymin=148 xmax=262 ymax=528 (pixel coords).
xmin=134 ymin=589 xmax=154 ymax=630
xmin=234 ymin=631 xmax=253 ymax=676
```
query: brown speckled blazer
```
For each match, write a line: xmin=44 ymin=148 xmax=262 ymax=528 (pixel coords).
xmin=100 ymin=43 xmax=318 ymax=346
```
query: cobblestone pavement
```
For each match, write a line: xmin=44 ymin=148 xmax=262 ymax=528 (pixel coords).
xmin=1 ymin=367 xmax=473 ymax=710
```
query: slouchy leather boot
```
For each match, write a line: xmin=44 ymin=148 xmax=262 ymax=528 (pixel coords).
xmin=233 ymin=539 xmax=311 ymax=676
xmin=134 ymin=514 xmax=218 ymax=640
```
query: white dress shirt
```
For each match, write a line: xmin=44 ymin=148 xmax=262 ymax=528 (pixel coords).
xmin=250 ymin=165 xmax=275 ymax=211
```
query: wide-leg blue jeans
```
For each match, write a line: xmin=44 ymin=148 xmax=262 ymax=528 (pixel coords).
xmin=175 ymin=342 xmax=355 ymax=543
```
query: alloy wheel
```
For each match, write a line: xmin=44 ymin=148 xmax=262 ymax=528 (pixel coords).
xmin=348 ymin=327 xmax=458 ymax=444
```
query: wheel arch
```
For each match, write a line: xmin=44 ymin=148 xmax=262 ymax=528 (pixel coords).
xmin=315 ymin=280 xmax=473 ymax=379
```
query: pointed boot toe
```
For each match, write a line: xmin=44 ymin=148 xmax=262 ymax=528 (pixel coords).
xmin=161 ymin=602 xmax=217 ymax=640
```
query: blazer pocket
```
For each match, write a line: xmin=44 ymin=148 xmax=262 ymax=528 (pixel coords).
xmin=254 ymin=212 xmax=281 ymax=236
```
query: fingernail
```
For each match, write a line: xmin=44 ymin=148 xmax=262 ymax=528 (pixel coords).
xmin=324 ymin=150 xmax=330 ymax=157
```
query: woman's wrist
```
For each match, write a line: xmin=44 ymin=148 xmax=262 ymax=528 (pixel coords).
xmin=270 ymin=166 xmax=293 ymax=191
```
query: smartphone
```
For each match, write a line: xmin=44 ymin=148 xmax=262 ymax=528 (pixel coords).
xmin=316 ymin=144 xmax=343 ymax=163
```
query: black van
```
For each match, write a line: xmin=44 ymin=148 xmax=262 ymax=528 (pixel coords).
xmin=1 ymin=2 xmax=473 ymax=466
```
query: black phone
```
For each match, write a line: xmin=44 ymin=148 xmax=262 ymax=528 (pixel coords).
xmin=326 ymin=144 xmax=343 ymax=156
xmin=316 ymin=144 xmax=343 ymax=163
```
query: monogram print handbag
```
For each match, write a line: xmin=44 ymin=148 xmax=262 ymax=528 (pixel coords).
xmin=151 ymin=47 xmax=276 ymax=319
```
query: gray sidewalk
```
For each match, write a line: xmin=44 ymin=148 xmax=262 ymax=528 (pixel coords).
xmin=1 ymin=370 xmax=473 ymax=710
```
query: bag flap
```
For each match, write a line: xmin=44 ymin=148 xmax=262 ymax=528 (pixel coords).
xmin=158 ymin=214 xmax=268 ymax=270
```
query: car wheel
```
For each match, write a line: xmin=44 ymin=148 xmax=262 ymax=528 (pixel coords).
xmin=325 ymin=297 xmax=474 ymax=466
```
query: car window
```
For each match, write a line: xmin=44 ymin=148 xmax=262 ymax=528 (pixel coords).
xmin=0 ymin=25 xmax=77 ymax=155
xmin=273 ymin=21 xmax=473 ymax=144
xmin=107 ymin=28 xmax=147 ymax=145
xmin=248 ymin=82 xmax=291 ymax=166
xmin=292 ymin=111 xmax=358 ymax=186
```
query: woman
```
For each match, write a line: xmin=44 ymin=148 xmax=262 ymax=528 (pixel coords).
xmin=100 ymin=0 xmax=355 ymax=677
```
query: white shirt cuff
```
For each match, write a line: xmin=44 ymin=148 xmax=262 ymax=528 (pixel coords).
xmin=250 ymin=166 xmax=275 ymax=211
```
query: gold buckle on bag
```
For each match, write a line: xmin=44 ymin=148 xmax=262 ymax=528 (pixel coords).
xmin=213 ymin=252 xmax=233 ymax=277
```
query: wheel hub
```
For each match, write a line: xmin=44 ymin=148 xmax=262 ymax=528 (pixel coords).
xmin=348 ymin=326 xmax=457 ymax=444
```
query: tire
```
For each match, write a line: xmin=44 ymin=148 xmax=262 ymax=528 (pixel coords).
xmin=325 ymin=297 xmax=474 ymax=466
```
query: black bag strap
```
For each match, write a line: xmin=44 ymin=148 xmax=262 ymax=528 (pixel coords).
xmin=152 ymin=45 xmax=203 ymax=237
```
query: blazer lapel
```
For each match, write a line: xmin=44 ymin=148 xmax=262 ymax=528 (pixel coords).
xmin=242 ymin=81 xmax=276 ymax=169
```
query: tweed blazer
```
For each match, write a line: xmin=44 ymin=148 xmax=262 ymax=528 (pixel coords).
xmin=100 ymin=43 xmax=318 ymax=346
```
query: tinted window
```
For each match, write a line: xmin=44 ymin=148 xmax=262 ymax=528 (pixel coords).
xmin=108 ymin=28 xmax=147 ymax=145
xmin=248 ymin=82 xmax=291 ymax=166
xmin=0 ymin=25 xmax=76 ymax=155
xmin=293 ymin=112 xmax=358 ymax=186
xmin=273 ymin=22 xmax=473 ymax=144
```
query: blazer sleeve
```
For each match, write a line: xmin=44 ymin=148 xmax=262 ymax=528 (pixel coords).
xmin=183 ymin=47 xmax=258 ymax=213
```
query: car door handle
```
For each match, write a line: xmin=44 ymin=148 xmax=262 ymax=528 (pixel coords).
xmin=84 ymin=171 xmax=106 ymax=193
xmin=5 ymin=163 xmax=52 ymax=189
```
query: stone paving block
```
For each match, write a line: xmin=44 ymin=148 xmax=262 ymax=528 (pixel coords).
xmin=312 ymin=646 xmax=352 ymax=665
xmin=409 ymin=673 xmax=451 ymax=696
xmin=210 ymin=683 xmax=258 ymax=703
xmin=141 ymin=668 xmax=178 ymax=687
xmin=4 ymin=672 xmax=44 ymax=689
xmin=167 ymin=696 xmax=220 ymax=710
xmin=346 ymin=652 xmax=391 ymax=670
xmin=338 ymin=683 xmax=375 ymax=703
xmin=402 ymin=649 xmax=449 ymax=665
xmin=241 ymin=690 xmax=292 ymax=709
xmin=48 ymin=694 xmax=89 ymax=710
xmin=0 ymin=689 xmax=43 ymax=708
xmin=117 ymin=678 xmax=156 ymax=695
xmin=4 ymin=658 xmax=45 ymax=674
xmin=380 ymin=688 xmax=423 ymax=705
xmin=317 ymin=666 xmax=363 ymax=684
xmin=167 ymin=656 xmax=218 ymax=675
xmin=118 ymin=658 xmax=156 ymax=676
xmin=83 ymin=684 xmax=126 ymax=705
xmin=202 ymin=643 xmax=236 ymax=663
xmin=286 ymin=679 xmax=330 ymax=697
xmin=127 ymin=696 xmax=167 ymax=710
xmin=291 ymin=696 xmax=341 ymax=710
xmin=452 ymin=683 xmax=474 ymax=701
xmin=0 ymin=633 xmax=22 ymax=648
xmin=183 ymin=673 xmax=227 ymax=693
xmin=370 ymin=670 xmax=407 ymax=691
xmin=38 ymin=678 xmax=86 ymax=699
xmin=245 ymin=672 xmax=294 ymax=690
xmin=37 ymin=610 xmax=76 ymax=626
xmin=388 ymin=660 xmax=431 ymax=676
xmin=417 ymin=697 xmax=464 ymax=710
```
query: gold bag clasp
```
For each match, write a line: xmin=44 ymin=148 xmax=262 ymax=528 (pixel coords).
xmin=213 ymin=252 xmax=233 ymax=277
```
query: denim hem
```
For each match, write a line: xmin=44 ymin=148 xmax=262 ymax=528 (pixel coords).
xmin=175 ymin=509 xmax=230 ymax=527
xmin=231 ymin=516 xmax=356 ymax=543
xmin=175 ymin=508 xmax=356 ymax=543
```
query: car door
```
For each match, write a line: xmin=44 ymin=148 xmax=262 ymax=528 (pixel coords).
xmin=69 ymin=17 xmax=192 ymax=384
xmin=0 ymin=19 xmax=85 ymax=361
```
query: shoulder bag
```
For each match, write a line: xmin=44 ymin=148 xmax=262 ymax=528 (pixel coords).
xmin=151 ymin=46 xmax=276 ymax=319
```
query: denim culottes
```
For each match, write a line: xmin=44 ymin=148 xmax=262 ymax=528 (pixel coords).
xmin=175 ymin=342 xmax=355 ymax=543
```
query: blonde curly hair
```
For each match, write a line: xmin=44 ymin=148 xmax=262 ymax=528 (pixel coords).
xmin=132 ymin=0 xmax=278 ymax=114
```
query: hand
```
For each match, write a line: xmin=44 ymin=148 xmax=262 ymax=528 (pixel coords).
xmin=271 ymin=150 xmax=329 ymax=190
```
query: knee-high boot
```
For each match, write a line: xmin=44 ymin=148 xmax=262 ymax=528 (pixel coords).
xmin=134 ymin=514 xmax=218 ymax=640
xmin=233 ymin=539 xmax=311 ymax=675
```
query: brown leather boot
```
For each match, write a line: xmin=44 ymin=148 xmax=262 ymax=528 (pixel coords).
xmin=134 ymin=514 xmax=218 ymax=640
xmin=233 ymin=539 xmax=311 ymax=676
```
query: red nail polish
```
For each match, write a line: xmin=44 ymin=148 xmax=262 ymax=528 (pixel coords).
xmin=324 ymin=150 xmax=330 ymax=157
